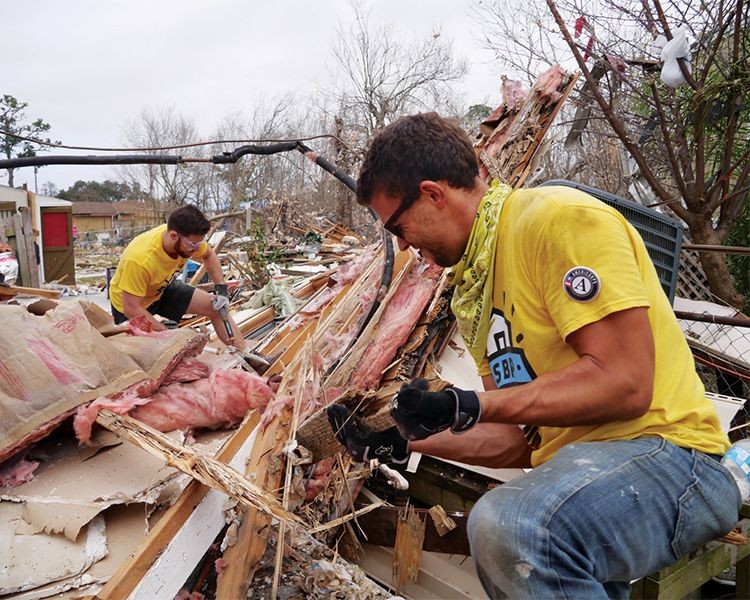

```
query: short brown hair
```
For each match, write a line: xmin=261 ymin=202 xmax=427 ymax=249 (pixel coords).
xmin=167 ymin=205 xmax=210 ymax=236
xmin=356 ymin=112 xmax=479 ymax=206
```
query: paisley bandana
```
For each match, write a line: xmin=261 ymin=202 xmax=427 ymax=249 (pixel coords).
xmin=448 ymin=180 xmax=513 ymax=367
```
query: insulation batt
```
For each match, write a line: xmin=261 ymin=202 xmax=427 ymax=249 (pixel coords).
xmin=129 ymin=369 xmax=274 ymax=432
xmin=0 ymin=456 xmax=39 ymax=488
xmin=74 ymin=363 xmax=275 ymax=443
xmin=350 ymin=262 xmax=442 ymax=391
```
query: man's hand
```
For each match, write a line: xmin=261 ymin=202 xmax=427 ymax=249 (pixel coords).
xmin=212 ymin=293 xmax=229 ymax=313
xmin=390 ymin=378 xmax=482 ymax=440
xmin=327 ymin=404 xmax=409 ymax=464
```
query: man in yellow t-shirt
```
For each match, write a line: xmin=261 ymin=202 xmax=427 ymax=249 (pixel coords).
xmin=328 ymin=113 xmax=740 ymax=598
xmin=109 ymin=204 xmax=247 ymax=351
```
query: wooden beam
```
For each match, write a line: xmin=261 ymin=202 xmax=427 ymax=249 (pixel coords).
xmin=94 ymin=409 xmax=302 ymax=526
xmin=0 ymin=284 xmax=61 ymax=299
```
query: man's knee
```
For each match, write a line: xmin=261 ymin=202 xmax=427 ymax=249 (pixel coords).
xmin=469 ymin=486 xmax=545 ymax=562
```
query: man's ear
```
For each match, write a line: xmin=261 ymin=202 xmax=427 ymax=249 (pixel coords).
xmin=419 ymin=180 xmax=447 ymax=208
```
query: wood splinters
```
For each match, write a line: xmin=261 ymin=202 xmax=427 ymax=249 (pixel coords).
xmin=392 ymin=503 xmax=426 ymax=594
xmin=428 ymin=504 xmax=457 ymax=537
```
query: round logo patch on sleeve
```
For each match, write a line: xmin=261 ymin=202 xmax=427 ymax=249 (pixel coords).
xmin=563 ymin=267 xmax=600 ymax=302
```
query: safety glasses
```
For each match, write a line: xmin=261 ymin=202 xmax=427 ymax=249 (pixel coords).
xmin=178 ymin=234 xmax=203 ymax=251
xmin=382 ymin=196 xmax=418 ymax=237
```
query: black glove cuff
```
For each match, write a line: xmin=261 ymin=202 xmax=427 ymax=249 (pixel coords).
xmin=448 ymin=388 xmax=481 ymax=433
xmin=391 ymin=436 xmax=410 ymax=464
xmin=215 ymin=283 xmax=229 ymax=297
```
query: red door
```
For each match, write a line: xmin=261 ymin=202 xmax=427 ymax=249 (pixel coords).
xmin=41 ymin=207 xmax=76 ymax=284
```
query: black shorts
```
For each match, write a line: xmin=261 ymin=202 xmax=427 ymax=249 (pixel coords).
xmin=111 ymin=280 xmax=196 ymax=325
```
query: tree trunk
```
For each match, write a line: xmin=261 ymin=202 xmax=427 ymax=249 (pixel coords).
xmin=689 ymin=219 xmax=745 ymax=308
xmin=7 ymin=168 xmax=14 ymax=188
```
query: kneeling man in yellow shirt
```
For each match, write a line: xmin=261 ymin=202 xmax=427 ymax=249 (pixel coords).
xmin=109 ymin=204 xmax=247 ymax=351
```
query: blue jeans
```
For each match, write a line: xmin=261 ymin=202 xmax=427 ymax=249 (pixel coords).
xmin=467 ymin=437 xmax=741 ymax=599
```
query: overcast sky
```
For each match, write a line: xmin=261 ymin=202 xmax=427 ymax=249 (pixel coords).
xmin=3 ymin=0 xmax=506 ymax=192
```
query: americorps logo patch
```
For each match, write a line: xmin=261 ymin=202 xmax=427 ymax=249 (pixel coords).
xmin=563 ymin=267 xmax=600 ymax=302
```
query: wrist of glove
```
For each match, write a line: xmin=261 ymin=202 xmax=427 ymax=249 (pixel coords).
xmin=389 ymin=378 xmax=481 ymax=441
xmin=215 ymin=283 xmax=229 ymax=297
xmin=212 ymin=294 xmax=229 ymax=312
xmin=327 ymin=404 xmax=409 ymax=464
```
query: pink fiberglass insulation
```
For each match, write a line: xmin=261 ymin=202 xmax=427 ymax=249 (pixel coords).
xmin=0 ymin=456 xmax=39 ymax=488
xmin=304 ymin=455 xmax=337 ymax=501
xmin=350 ymin=262 xmax=442 ymax=391
xmin=535 ymin=64 xmax=567 ymax=104
xmin=129 ymin=369 xmax=275 ymax=432
xmin=74 ymin=367 xmax=275 ymax=443
xmin=161 ymin=358 xmax=212 ymax=385
xmin=287 ymin=252 xmax=371 ymax=331
xmin=73 ymin=390 xmax=155 ymax=443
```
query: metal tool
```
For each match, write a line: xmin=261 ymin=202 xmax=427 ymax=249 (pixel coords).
xmin=214 ymin=294 xmax=273 ymax=374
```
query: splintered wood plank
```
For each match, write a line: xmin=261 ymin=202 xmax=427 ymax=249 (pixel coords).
xmin=94 ymin=410 xmax=301 ymax=525
xmin=91 ymin=412 xmax=261 ymax=600
xmin=0 ymin=284 xmax=62 ymax=299
xmin=215 ymin=411 xmax=290 ymax=597
xmin=428 ymin=504 xmax=458 ymax=537
xmin=356 ymin=506 xmax=470 ymax=555
xmin=393 ymin=504 xmax=427 ymax=594
xmin=217 ymin=256 xmax=386 ymax=597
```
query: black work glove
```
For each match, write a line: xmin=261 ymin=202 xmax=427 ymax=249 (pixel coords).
xmin=390 ymin=378 xmax=481 ymax=440
xmin=327 ymin=404 xmax=409 ymax=464
xmin=215 ymin=283 xmax=229 ymax=297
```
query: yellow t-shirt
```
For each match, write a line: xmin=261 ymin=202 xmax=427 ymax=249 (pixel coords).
xmin=478 ymin=186 xmax=729 ymax=466
xmin=109 ymin=224 xmax=208 ymax=313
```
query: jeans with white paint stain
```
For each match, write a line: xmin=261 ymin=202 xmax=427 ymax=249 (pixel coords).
xmin=467 ymin=437 xmax=740 ymax=599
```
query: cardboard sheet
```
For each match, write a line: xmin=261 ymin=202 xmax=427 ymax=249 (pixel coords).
xmin=0 ymin=502 xmax=107 ymax=595
xmin=0 ymin=429 xmax=230 ymax=542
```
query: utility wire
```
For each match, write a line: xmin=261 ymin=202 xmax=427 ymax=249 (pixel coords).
xmin=0 ymin=129 xmax=354 ymax=153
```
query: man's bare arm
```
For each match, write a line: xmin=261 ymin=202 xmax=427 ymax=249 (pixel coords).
xmin=121 ymin=290 xmax=166 ymax=331
xmin=479 ymin=307 xmax=655 ymax=426
xmin=196 ymin=248 xmax=225 ymax=285
xmin=410 ymin=423 xmax=532 ymax=468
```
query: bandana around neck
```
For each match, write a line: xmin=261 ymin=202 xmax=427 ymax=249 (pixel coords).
xmin=448 ymin=180 xmax=513 ymax=367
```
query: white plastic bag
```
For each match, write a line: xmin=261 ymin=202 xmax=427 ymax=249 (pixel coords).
xmin=0 ymin=252 xmax=18 ymax=285
xmin=660 ymin=27 xmax=693 ymax=87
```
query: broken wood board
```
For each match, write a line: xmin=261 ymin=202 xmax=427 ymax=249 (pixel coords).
xmin=94 ymin=409 xmax=301 ymax=526
xmin=0 ymin=284 xmax=61 ymax=299
xmin=476 ymin=66 xmax=578 ymax=189
xmin=393 ymin=504 xmax=427 ymax=594
xmin=92 ymin=412 xmax=261 ymax=600
xmin=358 ymin=505 xmax=468 ymax=554
xmin=216 ymin=250 xmax=392 ymax=597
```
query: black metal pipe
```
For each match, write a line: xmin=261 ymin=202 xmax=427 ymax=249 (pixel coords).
xmin=297 ymin=142 xmax=357 ymax=193
xmin=211 ymin=142 xmax=301 ymax=163
xmin=0 ymin=154 xmax=182 ymax=168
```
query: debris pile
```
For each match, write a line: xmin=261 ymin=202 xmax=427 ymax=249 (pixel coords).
xmin=0 ymin=68 xmax=586 ymax=599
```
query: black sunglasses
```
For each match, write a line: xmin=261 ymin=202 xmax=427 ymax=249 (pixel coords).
xmin=382 ymin=196 xmax=418 ymax=237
